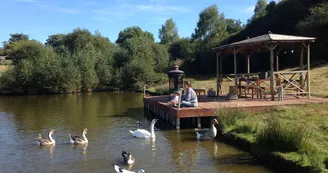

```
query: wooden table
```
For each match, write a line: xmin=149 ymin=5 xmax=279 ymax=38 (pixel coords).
xmin=194 ymin=88 xmax=206 ymax=102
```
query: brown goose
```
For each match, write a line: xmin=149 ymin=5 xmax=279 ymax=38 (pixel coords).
xmin=36 ymin=129 xmax=56 ymax=145
xmin=69 ymin=128 xmax=88 ymax=145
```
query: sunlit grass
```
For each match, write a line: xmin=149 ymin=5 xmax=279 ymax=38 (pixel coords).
xmin=216 ymin=103 xmax=328 ymax=172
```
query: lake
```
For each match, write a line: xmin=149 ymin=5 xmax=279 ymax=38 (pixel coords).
xmin=0 ymin=92 xmax=275 ymax=173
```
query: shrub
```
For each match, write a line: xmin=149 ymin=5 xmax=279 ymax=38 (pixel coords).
xmin=9 ymin=40 xmax=47 ymax=65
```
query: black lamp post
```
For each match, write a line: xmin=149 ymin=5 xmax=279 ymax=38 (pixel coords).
xmin=167 ymin=65 xmax=184 ymax=95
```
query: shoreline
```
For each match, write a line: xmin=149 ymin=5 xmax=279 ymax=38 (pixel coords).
xmin=217 ymin=132 xmax=313 ymax=173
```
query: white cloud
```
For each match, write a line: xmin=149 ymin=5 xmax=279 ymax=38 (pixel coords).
xmin=244 ymin=6 xmax=254 ymax=14
xmin=92 ymin=17 xmax=112 ymax=22
xmin=16 ymin=0 xmax=36 ymax=2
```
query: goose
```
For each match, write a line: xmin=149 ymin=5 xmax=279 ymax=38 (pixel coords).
xmin=195 ymin=119 xmax=219 ymax=140
xmin=36 ymin=129 xmax=56 ymax=145
xmin=122 ymin=151 xmax=135 ymax=165
xmin=69 ymin=128 xmax=88 ymax=145
xmin=129 ymin=119 xmax=158 ymax=139
xmin=113 ymin=165 xmax=145 ymax=173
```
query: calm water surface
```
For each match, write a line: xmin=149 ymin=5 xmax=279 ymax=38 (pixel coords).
xmin=0 ymin=92 xmax=275 ymax=173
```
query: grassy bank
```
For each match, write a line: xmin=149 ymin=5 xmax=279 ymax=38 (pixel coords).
xmin=217 ymin=103 xmax=328 ymax=172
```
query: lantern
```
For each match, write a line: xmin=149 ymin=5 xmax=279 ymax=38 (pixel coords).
xmin=167 ymin=65 xmax=184 ymax=95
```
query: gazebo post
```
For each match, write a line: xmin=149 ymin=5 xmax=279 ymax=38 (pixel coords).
xmin=307 ymin=44 xmax=311 ymax=98
xmin=275 ymin=54 xmax=279 ymax=71
xmin=233 ymin=48 xmax=238 ymax=88
xmin=266 ymin=44 xmax=277 ymax=101
xmin=247 ymin=55 xmax=251 ymax=74
xmin=300 ymin=45 xmax=304 ymax=86
xmin=216 ymin=52 xmax=219 ymax=96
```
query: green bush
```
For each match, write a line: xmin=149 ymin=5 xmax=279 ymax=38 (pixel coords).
xmin=256 ymin=118 xmax=311 ymax=152
xmin=9 ymin=40 xmax=47 ymax=65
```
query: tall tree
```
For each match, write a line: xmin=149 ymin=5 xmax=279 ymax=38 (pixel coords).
xmin=116 ymin=26 xmax=154 ymax=44
xmin=226 ymin=19 xmax=243 ymax=34
xmin=9 ymin=33 xmax=29 ymax=44
xmin=191 ymin=5 xmax=228 ymax=41
xmin=158 ymin=18 xmax=179 ymax=45
xmin=253 ymin=0 xmax=267 ymax=20
xmin=46 ymin=34 xmax=65 ymax=48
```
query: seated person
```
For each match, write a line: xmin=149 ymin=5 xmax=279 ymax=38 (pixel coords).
xmin=169 ymin=91 xmax=180 ymax=106
xmin=181 ymin=81 xmax=198 ymax=107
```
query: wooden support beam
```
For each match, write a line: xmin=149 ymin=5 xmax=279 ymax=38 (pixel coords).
xmin=266 ymin=44 xmax=277 ymax=101
xmin=300 ymin=46 xmax=304 ymax=86
xmin=233 ymin=48 xmax=238 ymax=88
xmin=247 ymin=55 xmax=250 ymax=74
xmin=197 ymin=117 xmax=201 ymax=128
xmin=307 ymin=44 xmax=311 ymax=98
xmin=176 ymin=118 xmax=180 ymax=130
xmin=275 ymin=55 xmax=279 ymax=71
xmin=216 ymin=52 xmax=219 ymax=97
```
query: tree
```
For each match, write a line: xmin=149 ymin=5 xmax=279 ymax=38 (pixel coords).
xmin=253 ymin=0 xmax=267 ymax=20
xmin=116 ymin=26 xmax=154 ymax=44
xmin=158 ymin=18 xmax=179 ymax=45
xmin=9 ymin=33 xmax=29 ymax=44
xmin=151 ymin=43 xmax=169 ymax=73
xmin=192 ymin=5 xmax=228 ymax=42
xmin=9 ymin=40 xmax=47 ymax=65
xmin=64 ymin=28 xmax=94 ymax=53
xmin=226 ymin=19 xmax=244 ymax=34
xmin=46 ymin=34 xmax=65 ymax=49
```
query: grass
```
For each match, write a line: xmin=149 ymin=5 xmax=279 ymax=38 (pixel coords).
xmin=216 ymin=103 xmax=328 ymax=172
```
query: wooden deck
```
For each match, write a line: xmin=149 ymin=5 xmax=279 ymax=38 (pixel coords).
xmin=143 ymin=95 xmax=328 ymax=129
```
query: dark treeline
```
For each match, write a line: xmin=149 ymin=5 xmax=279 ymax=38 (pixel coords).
xmin=0 ymin=0 xmax=327 ymax=94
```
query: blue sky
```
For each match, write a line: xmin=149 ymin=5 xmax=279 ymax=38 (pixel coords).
xmin=0 ymin=0 xmax=277 ymax=44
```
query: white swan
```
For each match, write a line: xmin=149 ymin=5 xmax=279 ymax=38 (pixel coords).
xmin=195 ymin=119 xmax=219 ymax=140
xmin=69 ymin=128 xmax=88 ymax=144
xmin=129 ymin=119 xmax=158 ymax=139
xmin=37 ymin=129 xmax=56 ymax=145
xmin=113 ymin=165 xmax=145 ymax=173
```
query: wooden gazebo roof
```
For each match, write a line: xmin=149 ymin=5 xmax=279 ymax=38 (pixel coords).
xmin=212 ymin=33 xmax=316 ymax=54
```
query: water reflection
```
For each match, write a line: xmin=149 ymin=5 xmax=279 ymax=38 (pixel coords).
xmin=71 ymin=144 xmax=88 ymax=156
xmin=37 ymin=144 xmax=56 ymax=159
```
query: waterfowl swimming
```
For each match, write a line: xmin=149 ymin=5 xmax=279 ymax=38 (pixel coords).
xmin=122 ymin=151 xmax=135 ymax=165
xmin=129 ymin=119 xmax=158 ymax=139
xmin=113 ymin=165 xmax=145 ymax=173
xmin=136 ymin=121 xmax=142 ymax=126
xmin=36 ymin=129 xmax=56 ymax=145
xmin=195 ymin=119 xmax=219 ymax=140
xmin=69 ymin=128 xmax=88 ymax=145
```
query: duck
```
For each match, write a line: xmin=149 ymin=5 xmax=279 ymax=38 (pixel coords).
xmin=69 ymin=128 xmax=88 ymax=145
xmin=136 ymin=121 xmax=142 ymax=126
xmin=122 ymin=151 xmax=135 ymax=165
xmin=36 ymin=129 xmax=56 ymax=145
xmin=36 ymin=130 xmax=56 ymax=146
xmin=195 ymin=118 xmax=219 ymax=140
xmin=113 ymin=165 xmax=145 ymax=173
xmin=129 ymin=119 xmax=158 ymax=139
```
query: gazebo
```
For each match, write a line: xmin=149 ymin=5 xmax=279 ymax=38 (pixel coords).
xmin=212 ymin=32 xmax=316 ymax=101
